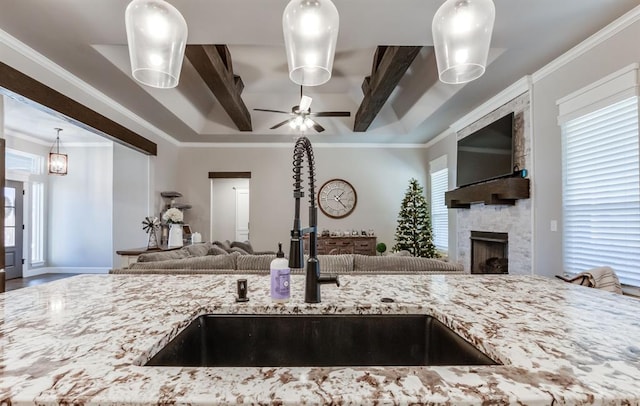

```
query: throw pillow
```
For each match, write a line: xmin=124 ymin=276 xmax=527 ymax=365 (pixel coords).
xmin=207 ymin=245 xmax=228 ymax=256
xmin=229 ymin=246 xmax=249 ymax=255
xmin=184 ymin=243 xmax=211 ymax=257
xmin=231 ymin=240 xmax=254 ymax=254
xmin=137 ymin=248 xmax=190 ymax=262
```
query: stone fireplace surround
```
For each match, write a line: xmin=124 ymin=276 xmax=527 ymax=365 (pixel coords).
xmin=455 ymin=92 xmax=532 ymax=275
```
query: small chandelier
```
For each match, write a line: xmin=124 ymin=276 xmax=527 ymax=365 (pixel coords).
xmin=282 ymin=0 xmax=339 ymax=87
xmin=432 ymin=0 xmax=495 ymax=84
xmin=125 ymin=0 xmax=188 ymax=88
xmin=48 ymin=128 xmax=68 ymax=176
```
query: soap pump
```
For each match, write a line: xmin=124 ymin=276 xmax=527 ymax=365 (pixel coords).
xmin=270 ymin=243 xmax=290 ymax=303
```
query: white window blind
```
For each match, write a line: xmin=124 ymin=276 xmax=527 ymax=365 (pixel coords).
xmin=430 ymin=167 xmax=449 ymax=252
xmin=562 ymin=96 xmax=640 ymax=286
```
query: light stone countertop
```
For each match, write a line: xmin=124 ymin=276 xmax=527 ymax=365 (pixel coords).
xmin=1 ymin=273 xmax=639 ymax=405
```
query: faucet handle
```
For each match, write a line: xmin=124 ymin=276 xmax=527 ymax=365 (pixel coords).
xmin=318 ymin=274 xmax=340 ymax=287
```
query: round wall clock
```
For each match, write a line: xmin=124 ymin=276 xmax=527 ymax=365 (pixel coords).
xmin=318 ymin=178 xmax=357 ymax=219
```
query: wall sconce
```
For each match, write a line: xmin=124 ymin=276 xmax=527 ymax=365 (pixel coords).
xmin=282 ymin=0 xmax=339 ymax=87
xmin=125 ymin=0 xmax=188 ymax=88
xmin=432 ymin=0 xmax=495 ymax=84
xmin=48 ymin=128 xmax=68 ymax=176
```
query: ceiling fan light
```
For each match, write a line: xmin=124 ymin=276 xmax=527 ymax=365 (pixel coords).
xmin=283 ymin=0 xmax=339 ymax=86
xmin=304 ymin=117 xmax=314 ymax=128
xmin=125 ymin=0 xmax=188 ymax=89
xmin=432 ymin=0 xmax=495 ymax=84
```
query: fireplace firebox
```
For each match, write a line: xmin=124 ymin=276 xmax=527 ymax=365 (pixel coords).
xmin=470 ymin=231 xmax=508 ymax=274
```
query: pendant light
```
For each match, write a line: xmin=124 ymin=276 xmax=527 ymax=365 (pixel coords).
xmin=432 ymin=0 xmax=495 ymax=84
xmin=125 ymin=0 xmax=188 ymax=88
xmin=48 ymin=128 xmax=68 ymax=176
xmin=283 ymin=0 xmax=339 ymax=87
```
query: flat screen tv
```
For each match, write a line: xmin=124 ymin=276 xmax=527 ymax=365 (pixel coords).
xmin=456 ymin=112 xmax=514 ymax=187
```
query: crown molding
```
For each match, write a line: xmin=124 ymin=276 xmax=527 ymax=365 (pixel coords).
xmin=0 ymin=28 xmax=179 ymax=147
xmin=4 ymin=129 xmax=50 ymax=146
xmin=450 ymin=76 xmax=530 ymax=133
xmin=179 ymin=141 xmax=427 ymax=149
xmin=533 ymin=5 xmax=640 ymax=83
xmin=4 ymin=129 xmax=110 ymax=148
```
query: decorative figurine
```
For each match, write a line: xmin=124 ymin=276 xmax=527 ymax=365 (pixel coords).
xmin=142 ymin=216 xmax=160 ymax=249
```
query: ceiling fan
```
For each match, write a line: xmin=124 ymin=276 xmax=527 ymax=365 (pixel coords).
xmin=253 ymin=86 xmax=350 ymax=133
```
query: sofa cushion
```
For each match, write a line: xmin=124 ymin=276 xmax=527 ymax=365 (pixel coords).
xmin=130 ymin=252 xmax=239 ymax=270
xmin=352 ymin=254 xmax=463 ymax=273
xmin=316 ymin=254 xmax=354 ymax=274
xmin=137 ymin=248 xmax=190 ymax=262
xmin=236 ymin=254 xmax=277 ymax=271
xmin=183 ymin=242 xmax=212 ymax=257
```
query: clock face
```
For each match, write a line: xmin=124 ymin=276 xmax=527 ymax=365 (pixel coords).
xmin=318 ymin=178 xmax=357 ymax=219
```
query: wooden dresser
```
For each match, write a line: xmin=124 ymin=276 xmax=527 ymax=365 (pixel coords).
xmin=304 ymin=236 xmax=377 ymax=256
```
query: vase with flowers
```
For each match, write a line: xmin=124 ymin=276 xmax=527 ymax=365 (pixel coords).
xmin=163 ymin=207 xmax=184 ymax=248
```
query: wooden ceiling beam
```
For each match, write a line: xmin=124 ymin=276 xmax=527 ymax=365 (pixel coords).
xmin=0 ymin=61 xmax=157 ymax=155
xmin=353 ymin=46 xmax=422 ymax=132
xmin=186 ymin=45 xmax=252 ymax=131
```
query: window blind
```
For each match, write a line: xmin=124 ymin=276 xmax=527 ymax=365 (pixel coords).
xmin=562 ymin=96 xmax=640 ymax=286
xmin=430 ymin=168 xmax=449 ymax=252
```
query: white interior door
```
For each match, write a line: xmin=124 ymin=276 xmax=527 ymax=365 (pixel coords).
xmin=235 ymin=188 xmax=250 ymax=242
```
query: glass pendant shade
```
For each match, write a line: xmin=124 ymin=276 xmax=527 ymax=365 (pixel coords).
xmin=125 ymin=0 xmax=188 ymax=88
xmin=432 ymin=0 xmax=495 ymax=84
xmin=48 ymin=128 xmax=68 ymax=176
xmin=283 ymin=0 xmax=339 ymax=87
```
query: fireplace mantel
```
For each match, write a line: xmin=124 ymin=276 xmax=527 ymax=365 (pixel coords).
xmin=445 ymin=177 xmax=530 ymax=209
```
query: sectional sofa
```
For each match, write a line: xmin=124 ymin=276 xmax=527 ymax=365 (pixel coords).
xmin=109 ymin=242 xmax=464 ymax=275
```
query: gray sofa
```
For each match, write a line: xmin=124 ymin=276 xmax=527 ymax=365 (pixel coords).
xmin=110 ymin=242 xmax=464 ymax=275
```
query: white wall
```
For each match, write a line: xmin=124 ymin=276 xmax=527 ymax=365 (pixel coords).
xmin=112 ymin=143 xmax=151 ymax=266
xmin=178 ymin=145 xmax=428 ymax=252
xmin=48 ymin=145 xmax=113 ymax=267
xmin=531 ymin=14 xmax=640 ymax=277
xmin=424 ymin=131 xmax=458 ymax=261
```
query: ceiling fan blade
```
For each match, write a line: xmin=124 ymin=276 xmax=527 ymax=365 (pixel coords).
xmin=311 ymin=111 xmax=351 ymax=117
xmin=254 ymin=108 xmax=290 ymax=114
xmin=270 ymin=119 xmax=292 ymax=130
xmin=312 ymin=122 xmax=325 ymax=132
xmin=299 ymin=95 xmax=312 ymax=112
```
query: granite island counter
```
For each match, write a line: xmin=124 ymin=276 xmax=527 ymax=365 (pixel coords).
xmin=1 ymin=273 xmax=639 ymax=405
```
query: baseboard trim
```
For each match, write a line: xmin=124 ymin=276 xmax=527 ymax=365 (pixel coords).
xmin=24 ymin=267 xmax=110 ymax=278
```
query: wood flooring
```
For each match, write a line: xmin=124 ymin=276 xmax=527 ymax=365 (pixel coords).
xmin=5 ymin=273 xmax=81 ymax=292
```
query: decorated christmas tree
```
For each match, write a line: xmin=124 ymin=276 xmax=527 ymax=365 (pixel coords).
xmin=393 ymin=178 xmax=437 ymax=257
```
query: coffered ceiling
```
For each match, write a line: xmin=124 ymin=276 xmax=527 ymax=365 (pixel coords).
xmin=0 ymin=0 xmax=637 ymax=145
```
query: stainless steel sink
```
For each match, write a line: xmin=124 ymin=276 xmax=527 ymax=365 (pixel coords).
xmin=145 ymin=314 xmax=498 ymax=367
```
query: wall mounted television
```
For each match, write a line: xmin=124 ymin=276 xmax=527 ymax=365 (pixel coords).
xmin=456 ymin=112 xmax=514 ymax=188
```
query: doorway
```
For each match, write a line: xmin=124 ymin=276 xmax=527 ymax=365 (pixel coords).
xmin=209 ymin=172 xmax=251 ymax=243
xmin=4 ymin=180 xmax=24 ymax=279
xmin=235 ymin=187 xmax=250 ymax=241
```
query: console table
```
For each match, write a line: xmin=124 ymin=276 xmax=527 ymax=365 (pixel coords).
xmin=115 ymin=245 xmax=182 ymax=268
xmin=304 ymin=236 xmax=377 ymax=256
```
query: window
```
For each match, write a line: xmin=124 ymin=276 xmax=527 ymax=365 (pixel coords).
xmin=430 ymin=156 xmax=448 ymax=253
xmin=31 ymin=182 xmax=44 ymax=264
xmin=559 ymin=65 xmax=640 ymax=287
xmin=5 ymin=148 xmax=45 ymax=265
